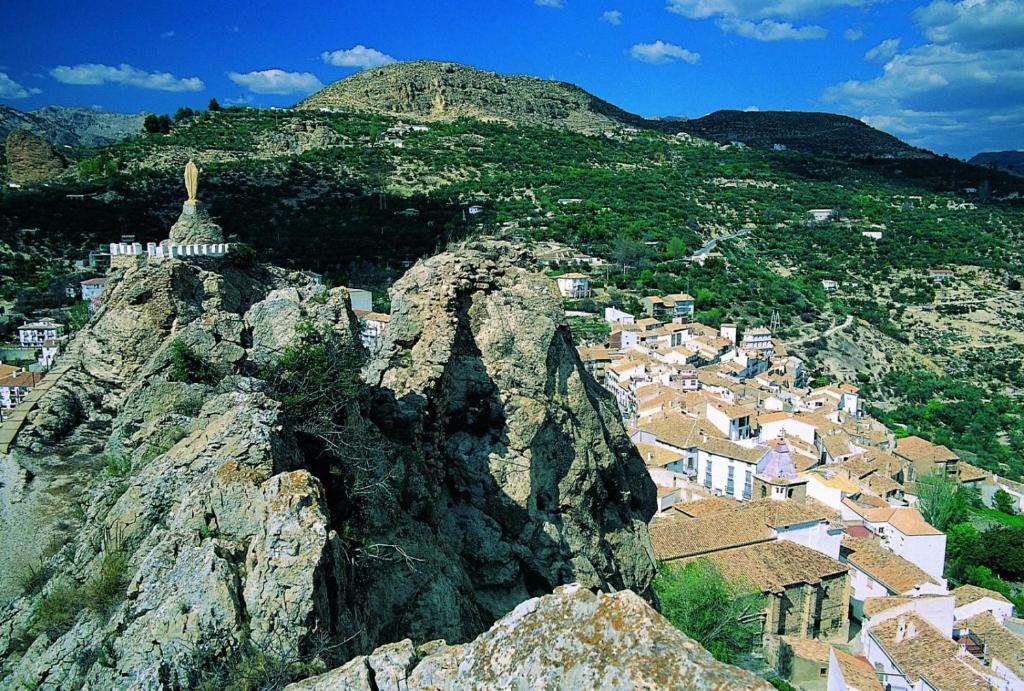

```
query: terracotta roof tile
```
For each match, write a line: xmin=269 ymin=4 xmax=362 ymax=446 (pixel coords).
xmin=869 ymin=614 xmax=993 ymax=691
xmin=841 ymin=537 xmax=940 ymax=593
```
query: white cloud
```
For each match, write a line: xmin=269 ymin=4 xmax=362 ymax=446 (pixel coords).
xmin=225 ymin=94 xmax=254 ymax=105
xmin=50 ymin=63 xmax=204 ymax=92
xmin=161 ymin=30 xmax=175 ymax=39
xmin=321 ymin=45 xmax=396 ymax=69
xmin=865 ymin=37 xmax=901 ymax=61
xmin=745 ymin=105 xmax=760 ymax=111
xmin=227 ymin=69 xmax=323 ymax=95
xmin=914 ymin=0 xmax=1024 ymax=49
xmin=666 ymin=0 xmax=878 ymax=21
xmin=823 ymin=42 xmax=1024 ymax=154
xmin=0 ymin=72 xmax=41 ymax=99
xmin=719 ymin=17 xmax=827 ymax=40
xmin=601 ymin=9 xmax=623 ymax=24
xmin=630 ymin=40 xmax=701 ymax=64
xmin=535 ymin=0 xmax=564 ymax=6
xmin=844 ymin=27 xmax=864 ymax=40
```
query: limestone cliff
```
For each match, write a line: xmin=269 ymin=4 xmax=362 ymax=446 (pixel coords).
xmin=0 ymin=237 xmax=659 ymax=689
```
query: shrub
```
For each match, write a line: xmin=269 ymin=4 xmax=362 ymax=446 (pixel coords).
xmin=81 ymin=547 xmax=130 ymax=617
xmin=167 ymin=340 xmax=221 ymax=385
xmin=16 ymin=561 xmax=54 ymax=597
xmin=994 ymin=489 xmax=1017 ymax=515
xmin=32 ymin=580 xmax=81 ymax=639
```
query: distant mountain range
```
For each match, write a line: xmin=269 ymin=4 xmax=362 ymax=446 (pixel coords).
xmin=969 ymin=151 xmax=1024 ymax=176
xmin=297 ymin=61 xmax=932 ymax=160
xmin=0 ymin=105 xmax=145 ymax=149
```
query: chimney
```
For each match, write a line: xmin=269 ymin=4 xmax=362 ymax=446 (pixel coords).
xmin=896 ymin=617 xmax=908 ymax=642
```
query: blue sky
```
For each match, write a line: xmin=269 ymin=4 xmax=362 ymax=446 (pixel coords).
xmin=1 ymin=0 xmax=1022 ymax=157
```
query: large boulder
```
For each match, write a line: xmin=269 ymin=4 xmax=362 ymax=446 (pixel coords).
xmin=168 ymin=201 xmax=226 ymax=244
xmin=364 ymin=239 xmax=657 ymax=614
xmin=288 ymin=584 xmax=775 ymax=690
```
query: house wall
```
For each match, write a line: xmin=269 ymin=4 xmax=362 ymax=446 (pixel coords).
xmin=695 ymin=450 xmax=756 ymax=501
xmin=848 ymin=566 xmax=889 ymax=620
xmin=774 ymin=521 xmax=842 ymax=560
xmin=885 ymin=532 xmax=946 ymax=583
xmin=760 ymin=418 xmax=817 ymax=446
xmin=805 ymin=476 xmax=848 ymax=514
xmin=861 ymin=596 xmax=955 ymax=650
xmin=765 ymin=574 xmax=849 ymax=642
xmin=954 ymin=597 xmax=1015 ymax=624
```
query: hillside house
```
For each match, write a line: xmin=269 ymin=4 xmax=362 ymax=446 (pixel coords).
xmin=356 ymin=311 xmax=390 ymax=351
xmin=0 ymin=369 xmax=37 ymax=409
xmin=929 ymin=268 xmax=955 ymax=281
xmin=468 ymin=205 xmax=484 ymax=215
xmin=864 ymin=614 xmax=1000 ymax=691
xmin=39 ymin=338 xmax=65 ymax=369
xmin=952 ymin=585 xmax=1015 ymax=624
xmin=741 ymin=326 xmax=774 ymax=354
xmin=841 ymin=537 xmax=947 ymax=621
xmin=80 ymin=277 xmax=107 ymax=302
xmin=808 ymin=209 xmax=836 ymax=223
xmin=822 ymin=279 xmax=838 ymax=292
xmin=894 ymin=436 xmax=960 ymax=482
xmin=554 ymin=273 xmax=590 ymax=299
xmin=17 ymin=319 xmax=63 ymax=347
xmin=954 ymin=611 xmax=1024 ymax=688
xmin=842 ymin=500 xmax=946 ymax=582
xmin=346 ymin=288 xmax=373 ymax=313
xmin=604 ymin=307 xmax=635 ymax=325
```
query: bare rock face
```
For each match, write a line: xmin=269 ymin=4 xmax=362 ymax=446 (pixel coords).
xmin=288 ymin=584 xmax=775 ymax=690
xmin=1 ymin=239 xmax=660 ymax=689
xmin=4 ymin=129 xmax=67 ymax=184
xmin=364 ymin=240 xmax=657 ymax=614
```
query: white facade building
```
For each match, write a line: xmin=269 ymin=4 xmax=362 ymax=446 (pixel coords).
xmin=18 ymin=319 xmax=63 ymax=347
xmin=554 ymin=273 xmax=590 ymax=298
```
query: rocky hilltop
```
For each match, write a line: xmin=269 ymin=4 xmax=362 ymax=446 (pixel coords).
xmin=297 ymin=60 xmax=650 ymax=132
xmin=0 ymin=215 xmax=673 ymax=687
xmin=970 ymin=150 xmax=1024 ymax=176
xmin=675 ymin=109 xmax=932 ymax=159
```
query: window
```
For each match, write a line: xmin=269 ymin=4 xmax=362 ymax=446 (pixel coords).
xmin=743 ymin=470 xmax=753 ymax=500
xmin=726 ymin=466 xmax=735 ymax=495
xmin=705 ymin=460 xmax=712 ymax=489
xmin=761 ymin=486 xmax=767 ymax=498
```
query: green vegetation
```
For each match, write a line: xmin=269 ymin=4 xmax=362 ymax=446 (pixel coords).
xmin=32 ymin=579 xmax=81 ymax=639
xmin=869 ymin=370 xmax=1024 ymax=479
xmin=993 ymin=489 xmax=1017 ymax=515
xmin=653 ymin=560 xmax=764 ymax=664
xmin=916 ymin=471 xmax=968 ymax=531
xmin=945 ymin=520 xmax=1024 ymax=611
xmin=80 ymin=547 xmax=130 ymax=616
xmin=167 ymin=340 xmax=221 ymax=386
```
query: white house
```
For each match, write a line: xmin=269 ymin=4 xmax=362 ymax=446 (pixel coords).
xmin=38 ymin=338 xmax=64 ymax=369
xmin=741 ymin=326 xmax=773 ymax=354
xmin=554 ymin=273 xmax=590 ymax=299
xmin=844 ymin=500 xmax=946 ymax=582
xmin=822 ymin=279 xmax=839 ymax=292
xmin=359 ymin=312 xmax=390 ymax=351
xmin=706 ymin=401 xmax=755 ymax=441
xmin=952 ymin=584 xmax=1015 ymax=624
xmin=468 ymin=205 xmax=484 ymax=215
xmin=80 ymin=277 xmax=107 ymax=302
xmin=17 ymin=319 xmax=63 ymax=347
xmin=604 ymin=307 xmax=635 ymax=325
xmin=0 ymin=370 xmax=37 ymax=409
xmin=808 ymin=209 xmax=836 ymax=222
xmin=841 ymin=537 xmax=948 ymax=621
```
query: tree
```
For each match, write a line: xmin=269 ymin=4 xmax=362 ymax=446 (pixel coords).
xmin=916 ymin=471 xmax=967 ymax=531
xmin=174 ymin=106 xmax=197 ymax=123
xmin=208 ymin=97 xmax=221 ymax=112
xmin=993 ymin=488 xmax=1017 ymax=515
xmin=653 ymin=559 xmax=764 ymax=664
xmin=143 ymin=114 xmax=161 ymax=134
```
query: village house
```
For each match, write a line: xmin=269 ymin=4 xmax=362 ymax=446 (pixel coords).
xmin=841 ymin=499 xmax=946 ymax=582
xmin=808 ymin=209 xmax=836 ymax=223
xmin=952 ymin=584 xmax=1016 ymax=624
xmin=840 ymin=537 xmax=947 ymax=621
xmin=576 ymin=345 xmax=613 ymax=381
xmin=80 ymin=277 xmax=107 ymax=303
xmin=822 ymin=279 xmax=839 ymax=292
xmin=954 ymin=611 xmax=1024 ymax=688
xmin=763 ymin=636 xmax=883 ymax=691
xmin=38 ymin=338 xmax=65 ymax=369
xmin=357 ymin=311 xmax=390 ymax=351
xmin=893 ymin=435 xmax=960 ymax=482
xmin=0 ymin=368 xmax=38 ymax=410
xmin=929 ymin=268 xmax=955 ymax=281
xmin=741 ymin=326 xmax=774 ymax=355
xmin=603 ymin=306 xmax=635 ymax=325
xmin=554 ymin=272 xmax=590 ymax=299
xmin=864 ymin=613 xmax=1002 ymax=691
xmin=17 ymin=318 xmax=63 ymax=347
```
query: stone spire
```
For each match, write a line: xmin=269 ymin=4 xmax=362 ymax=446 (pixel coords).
xmin=758 ymin=436 xmax=798 ymax=480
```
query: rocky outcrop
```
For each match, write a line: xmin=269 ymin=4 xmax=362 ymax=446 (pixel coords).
xmin=0 ymin=238 xmax=658 ymax=689
xmin=364 ymin=239 xmax=657 ymax=611
xmin=288 ymin=584 xmax=774 ymax=690
xmin=168 ymin=201 xmax=226 ymax=244
xmin=4 ymin=129 xmax=67 ymax=184
xmin=257 ymin=120 xmax=343 ymax=156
